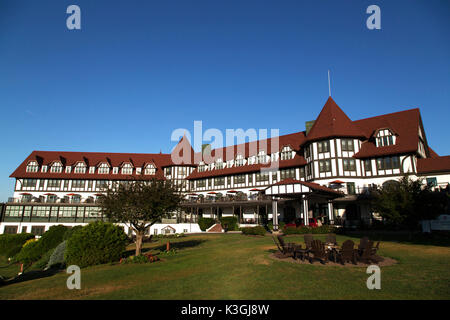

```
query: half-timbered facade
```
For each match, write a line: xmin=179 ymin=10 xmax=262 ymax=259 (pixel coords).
xmin=1 ymin=97 xmax=449 ymax=234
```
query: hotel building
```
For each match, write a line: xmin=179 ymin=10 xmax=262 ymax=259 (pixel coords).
xmin=1 ymin=97 xmax=449 ymax=235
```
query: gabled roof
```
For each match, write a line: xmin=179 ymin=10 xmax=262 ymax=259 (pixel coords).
xmin=10 ymin=151 xmax=172 ymax=180
xmin=267 ymin=178 xmax=343 ymax=195
xmin=353 ymin=108 xmax=421 ymax=158
xmin=302 ymin=97 xmax=365 ymax=144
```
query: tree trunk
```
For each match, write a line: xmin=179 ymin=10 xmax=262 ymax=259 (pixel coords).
xmin=135 ymin=232 xmax=144 ymax=256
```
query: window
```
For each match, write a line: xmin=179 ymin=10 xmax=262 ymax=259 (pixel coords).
xmin=50 ymin=162 xmax=63 ymax=173
xmin=364 ymin=160 xmax=372 ymax=172
xmin=376 ymin=129 xmax=395 ymax=147
xmin=376 ymin=156 xmax=400 ymax=170
xmin=214 ymin=177 xmax=225 ymax=186
xmin=22 ymin=179 xmax=37 ymax=188
xmin=164 ymin=167 xmax=171 ymax=176
xmin=257 ymin=151 xmax=267 ymax=164
xmin=32 ymin=206 xmax=50 ymax=219
xmin=121 ymin=163 xmax=133 ymax=175
xmin=5 ymin=206 xmax=22 ymax=218
xmin=317 ymin=141 xmax=330 ymax=153
xmin=341 ymin=139 xmax=354 ymax=152
xmin=47 ymin=195 xmax=57 ymax=203
xmin=304 ymin=147 xmax=310 ymax=158
xmin=197 ymin=179 xmax=206 ymax=188
xmin=299 ymin=167 xmax=305 ymax=179
xmin=347 ymin=182 xmax=356 ymax=195
xmin=71 ymin=180 xmax=85 ymax=189
xmin=280 ymin=146 xmax=293 ymax=160
xmin=280 ymin=168 xmax=295 ymax=180
xmin=426 ymin=177 xmax=437 ymax=187
xmin=214 ymin=159 xmax=224 ymax=170
xmin=248 ymin=174 xmax=253 ymax=184
xmin=198 ymin=164 xmax=206 ymax=172
xmin=74 ymin=163 xmax=86 ymax=174
xmin=59 ymin=206 xmax=77 ymax=219
xmin=31 ymin=226 xmax=45 ymax=236
xmin=235 ymin=155 xmax=244 ymax=166
xmin=144 ymin=164 xmax=156 ymax=175
xmin=234 ymin=174 xmax=245 ymax=184
xmin=26 ymin=161 xmax=39 ymax=173
xmin=47 ymin=179 xmax=60 ymax=189
xmin=343 ymin=158 xmax=356 ymax=171
xmin=96 ymin=180 xmax=108 ymax=190
xmin=319 ymin=160 xmax=331 ymax=172
xmin=98 ymin=163 xmax=110 ymax=174
xmin=255 ymin=172 xmax=269 ymax=182
xmin=4 ymin=226 xmax=18 ymax=234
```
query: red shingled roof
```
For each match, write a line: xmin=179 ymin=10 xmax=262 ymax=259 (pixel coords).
xmin=417 ymin=156 xmax=450 ymax=174
xmin=302 ymin=97 xmax=365 ymax=144
xmin=10 ymin=150 xmax=172 ymax=180
xmin=269 ymin=178 xmax=343 ymax=195
xmin=186 ymin=154 xmax=306 ymax=180
xmin=353 ymin=108 xmax=423 ymax=158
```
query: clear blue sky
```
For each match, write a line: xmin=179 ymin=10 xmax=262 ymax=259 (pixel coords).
xmin=0 ymin=0 xmax=449 ymax=201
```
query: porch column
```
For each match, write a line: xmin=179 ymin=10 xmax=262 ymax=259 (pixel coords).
xmin=272 ymin=199 xmax=278 ymax=231
xmin=327 ymin=200 xmax=334 ymax=225
xmin=302 ymin=197 xmax=309 ymax=226
xmin=256 ymin=205 xmax=259 ymax=225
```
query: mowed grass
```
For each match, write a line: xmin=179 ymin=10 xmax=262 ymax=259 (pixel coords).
xmin=0 ymin=233 xmax=449 ymax=300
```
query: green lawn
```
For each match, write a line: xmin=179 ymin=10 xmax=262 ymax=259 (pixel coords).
xmin=1 ymin=233 xmax=449 ymax=299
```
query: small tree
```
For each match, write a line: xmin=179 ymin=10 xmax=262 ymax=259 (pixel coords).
xmin=371 ymin=176 xmax=447 ymax=231
xmin=98 ymin=179 xmax=183 ymax=256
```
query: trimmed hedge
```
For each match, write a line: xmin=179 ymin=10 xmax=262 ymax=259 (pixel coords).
xmin=267 ymin=221 xmax=285 ymax=231
xmin=198 ymin=217 xmax=216 ymax=231
xmin=219 ymin=216 xmax=238 ymax=231
xmin=65 ymin=221 xmax=128 ymax=268
xmin=0 ymin=233 xmax=35 ymax=258
xmin=283 ymin=225 xmax=337 ymax=235
xmin=63 ymin=225 xmax=83 ymax=241
xmin=241 ymin=226 xmax=267 ymax=236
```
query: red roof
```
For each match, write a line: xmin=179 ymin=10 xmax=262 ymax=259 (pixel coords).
xmin=269 ymin=178 xmax=343 ymax=195
xmin=353 ymin=108 xmax=422 ymax=158
xmin=303 ymin=97 xmax=365 ymax=144
xmin=186 ymin=154 xmax=306 ymax=180
xmin=10 ymin=150 xmax=172 ymax=180
xmin=417 ymin=156 xmax=450 ymax=174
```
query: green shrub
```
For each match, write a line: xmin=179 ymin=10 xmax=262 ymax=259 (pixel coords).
xmin=219 ymin=216 xmax=238 ymax=231
xmin=34 ymin=249 xmax=54 ymax=270
xmin=15 ymin=240 xmax=42 ymax=265
xmin=63 ymin=225 xmax=83 ymax=241
xmin=65 ymin=221 xmax=128 ymax=268
xmin=241 ymin=226 xmax=266 ymax=236
xmin=47 ymin=241 xmax=67 ymax=269
xmin=120 ymin=254 xmax=159 ymax=264
xmin=267 ymin=221 xmax=285 ymax=231
xmin=15 ymin=225 xmax=69 ymax=265
xmin=0 ymin=233 xmax=35 ymax=258
xmin=198 ymin=217 xmax=216 ymax=231
xmin=283 ymin=225 xmax=337 ymax=235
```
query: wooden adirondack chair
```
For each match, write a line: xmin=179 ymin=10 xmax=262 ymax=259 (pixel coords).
xmin=309 ymin=240 xmax=329 ymax=264
xmin=358 ymin=240 xmax=379 ymax=264
xmin=304 ymin=234 xmax=314 ymax=251
xmin=272 ymin=235 xmax=296 ymax=257
xmin=338 ymin=240 xmax=357 ymax=265
xmin=358 ymin=236 xmax=369 ymax=254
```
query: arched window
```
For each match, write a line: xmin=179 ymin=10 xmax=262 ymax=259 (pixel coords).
xmin=26 ymin=161 xmax=39 ymax=173
xmin=50 ymin=162 xmax=63 ymax=173
xmin=280 ymin=146 xmax=293 ymax=160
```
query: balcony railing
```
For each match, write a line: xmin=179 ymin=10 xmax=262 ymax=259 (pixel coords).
xmin=182 ymin=194 xmax=272 ymax=204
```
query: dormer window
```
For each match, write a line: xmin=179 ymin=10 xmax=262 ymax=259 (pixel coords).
xmin=65 ymin=166 xmax=72 ymax=173
xmin=26 ymin=161 xmax=39 ymax=173
xmin=50 ymin=162 xmax=63 ymax=173
xmin=74 ymin=162 xmax=87 ymax=174
xmin=98 ymin=163 xmax=110 ymax=174
xmin=121 ymin=163 xmax=133 ymax=175
xmin=235 ymin=155 xmax=244 ymax=166
xmin=215 ymin=159 xmax=224 ymax=170
xmin=280 ymin=146 xmax=293 ymax=160
xmin=198 ymin=164 xmax=206 ymax=172
xmin=145 ymin=164 xmax=156 ymax=175
xmin=113 ymin=167 xmax=119 ymax=174
xmin=258 ymin=151 xmax=267 ymax=163
xmin=376 ymin=129 xmax=396 ymax=147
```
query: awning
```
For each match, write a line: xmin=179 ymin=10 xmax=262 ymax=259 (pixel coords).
xmin=66 ymin=193 xmax=80 ymax=197
xmin=207 ymin=191 xmax=218 ymax=195
xmin=265 ymin=178 xmax=343 ymax=197
xmin=249 ymin=188 xmax=262 ymax=192
xmin=330 ymin=180 xmax=345 ymax=184
xmin=44 ymin=193 xmax=56 ymax=196
xmin=20 ymin=193 xmax=31 ymax=195
xmin=227 ymin=190 xmax=238 ymax=193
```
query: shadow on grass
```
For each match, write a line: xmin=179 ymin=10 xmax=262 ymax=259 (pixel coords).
xmin=123 ymin=239 xmax=207 ymax=257
xmin=0 ymin=267 xmax=63 ymax=288
xmin=340 ymin=230 xmax=450 ymax=247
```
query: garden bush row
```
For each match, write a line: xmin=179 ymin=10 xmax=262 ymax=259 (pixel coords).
xmin=240 ymin=226 xmax=267 ymax=236
xmin=282 ymin=225 xmax=337 ymax=235
xmin=0 ymin=233 xmax=35 ymax=258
